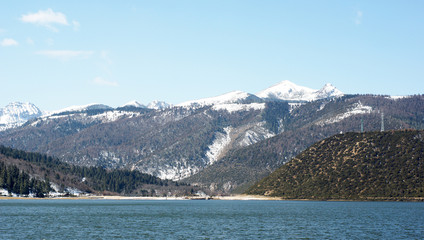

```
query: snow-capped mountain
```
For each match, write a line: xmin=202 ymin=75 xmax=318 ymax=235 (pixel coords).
xmin=119 ymin=100 xmax=172 ymax=110
xmin=256 ymin=80 xmax=343 ymax=101
xmin=121 ymin=100 xmax=145 ymax=108
xmin=147 ymin=100 xmax=172 ymax=110
xmin=315 ymin=83 xmax=344 ymax=99
xmin=49 ymin=103 xmax=113 ymax=116
xmin=0 ymin=81 xmax=343 ymax=132
xmin=0 ymin=102 xmax=44 ymax=131
xmin=177 ymin=91 xmax=263 ymax=108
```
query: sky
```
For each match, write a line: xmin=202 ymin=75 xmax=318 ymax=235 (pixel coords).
xmin=1 ymin=1 xmax=423 ymax=111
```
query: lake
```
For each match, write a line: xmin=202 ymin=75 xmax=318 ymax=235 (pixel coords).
xmin=0 ymin=200 xmax=423 ymax=239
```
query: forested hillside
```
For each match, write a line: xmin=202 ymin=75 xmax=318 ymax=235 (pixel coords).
xmin=0 ymin=146 xmax=195 ymax=197
xmin=245 ymin=130 xmax=424 ymax=200
xmin=0 ymin=162 xmax=51 ymax=197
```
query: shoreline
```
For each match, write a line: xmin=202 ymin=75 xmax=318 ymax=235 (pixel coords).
xmin=1 ymin=195 xmax=423 ymax=201
xmin=0 ymin=194 xmax=282 ymax=201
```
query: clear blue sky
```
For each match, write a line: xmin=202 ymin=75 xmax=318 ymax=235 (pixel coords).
xmin=1 ymin=1 xmax=423 ymax=111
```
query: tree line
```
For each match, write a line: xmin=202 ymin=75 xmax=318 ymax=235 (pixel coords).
xmin=0 ymin=162 xmax=51 ymax=197
xmin=0 ymin=145 xmax=187 ymax=195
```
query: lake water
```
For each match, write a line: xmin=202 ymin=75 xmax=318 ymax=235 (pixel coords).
xmin=0 ymin=200 xmax=423 ymax=239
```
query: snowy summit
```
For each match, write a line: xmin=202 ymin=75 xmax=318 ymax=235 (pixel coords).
xmin=121 ymin=101 xmax=146 ymax=108
xmin=147 ymin=100 xmax=172 ymax=110
xmin=256 ymin=80 xmax=343 ymax=102
xmin=177 ymin=91 xmax=262 ymax=108
xmin=0 ymin=102 xmax=44 ymax=131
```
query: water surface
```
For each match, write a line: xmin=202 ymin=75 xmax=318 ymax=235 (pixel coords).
xmin=1 ymin=200 xmax=423 ymax=239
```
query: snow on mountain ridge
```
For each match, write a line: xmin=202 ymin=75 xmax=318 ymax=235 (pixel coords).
xmin=0 ymin=102 xmax=44 ymax=131
xmin=315 ymin=83 xmax=344 ymax=99
xmin=1 ymin=80 xmax=344 ymax=132
xmin=147 ymin=100 xmax=172 ymax=110
xmin=177 ymin=91 xmax=263 ymax=108
xmin=121 ymin=100 xmax=145 ymax=108
xmin=48 ymin=103 xmax=113 ymax=116
xmin=257 ymin=80 xmax=344 ymax=101
xmin=120 ymin=100 xmax=171 ymax=110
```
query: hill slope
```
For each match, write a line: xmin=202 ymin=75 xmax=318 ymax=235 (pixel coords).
xmin=186 ymin=94 xmax=424 ymax=193
xmin=245 ymin=130 xmax=424 ymax=200
xmin=0 ymin=146 xmax=194 ymax=197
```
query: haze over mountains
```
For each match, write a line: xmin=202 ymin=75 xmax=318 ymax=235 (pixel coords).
xmin=1 ymin=80 xmax=423 ymax=193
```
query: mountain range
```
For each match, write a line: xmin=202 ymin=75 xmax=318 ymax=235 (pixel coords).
xmin=1 ymin=80 xmax=423 ymax=193
xmin=0 ymin=81 xmax=341 ymax=131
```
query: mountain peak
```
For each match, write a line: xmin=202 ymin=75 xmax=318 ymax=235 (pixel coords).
xmin=0 ymin=102 xmax=44 ymax=131
xmin=316 ymin=83 xmax=344 ymax=99
xmin=177 ymin=90 xmax=262 ymax=108
xmin=256 ymin=80 xmax=316 ymax=101
xmin=147 ymin=100 xmax=172 ymax=110
xmin=257 ymin=81 xmax=343 ymax=101
xmin=121 ymin=100 xmax=145 ymax=108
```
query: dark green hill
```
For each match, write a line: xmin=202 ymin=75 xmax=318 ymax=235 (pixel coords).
xmin=245 ymin=130 xmax=424 ymax=200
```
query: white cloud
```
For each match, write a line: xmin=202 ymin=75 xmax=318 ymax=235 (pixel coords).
xmin=35 ymin=50 xmax=94 ymax=60
xmin=1 ymin=38 xmax=19 ymax=47
xmin=20 ymin=8 xmax=69 ymax=31
xmin=92 ymin=77 xmax=118 ymax=87
xmin=355 ymin=10 xmax=363 ymax=25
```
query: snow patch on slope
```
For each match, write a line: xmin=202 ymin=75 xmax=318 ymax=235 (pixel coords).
xmin=145 ymin=161 xmax=200 ymax=181
xmin=288 ymin=102 xmax=303 ymax=113
xmin=212 ymin=103 xmax=265 ymax=113
xmin=157 ymin=165 xmax=200 ymax=181
xmin=238 ymin=122 xmax=275 ymax=147
xmin=316 ymin=101 xmax=373 ymax=126
xmin=205 ymin=127 xmax=233 ymax=165
xmin=89 ymin=111 xmax=140 ymax=123
xmin=386 ymin=95 xmax=411 ymax=100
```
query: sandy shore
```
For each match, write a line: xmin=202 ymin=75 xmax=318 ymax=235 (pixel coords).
xmin=0 ymin=194 xmax=282 ymax=201
xmin=212 ymin=195 xmax=283 ymax=200
xmin=3 ymin=195 xmax=421 ymax=201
